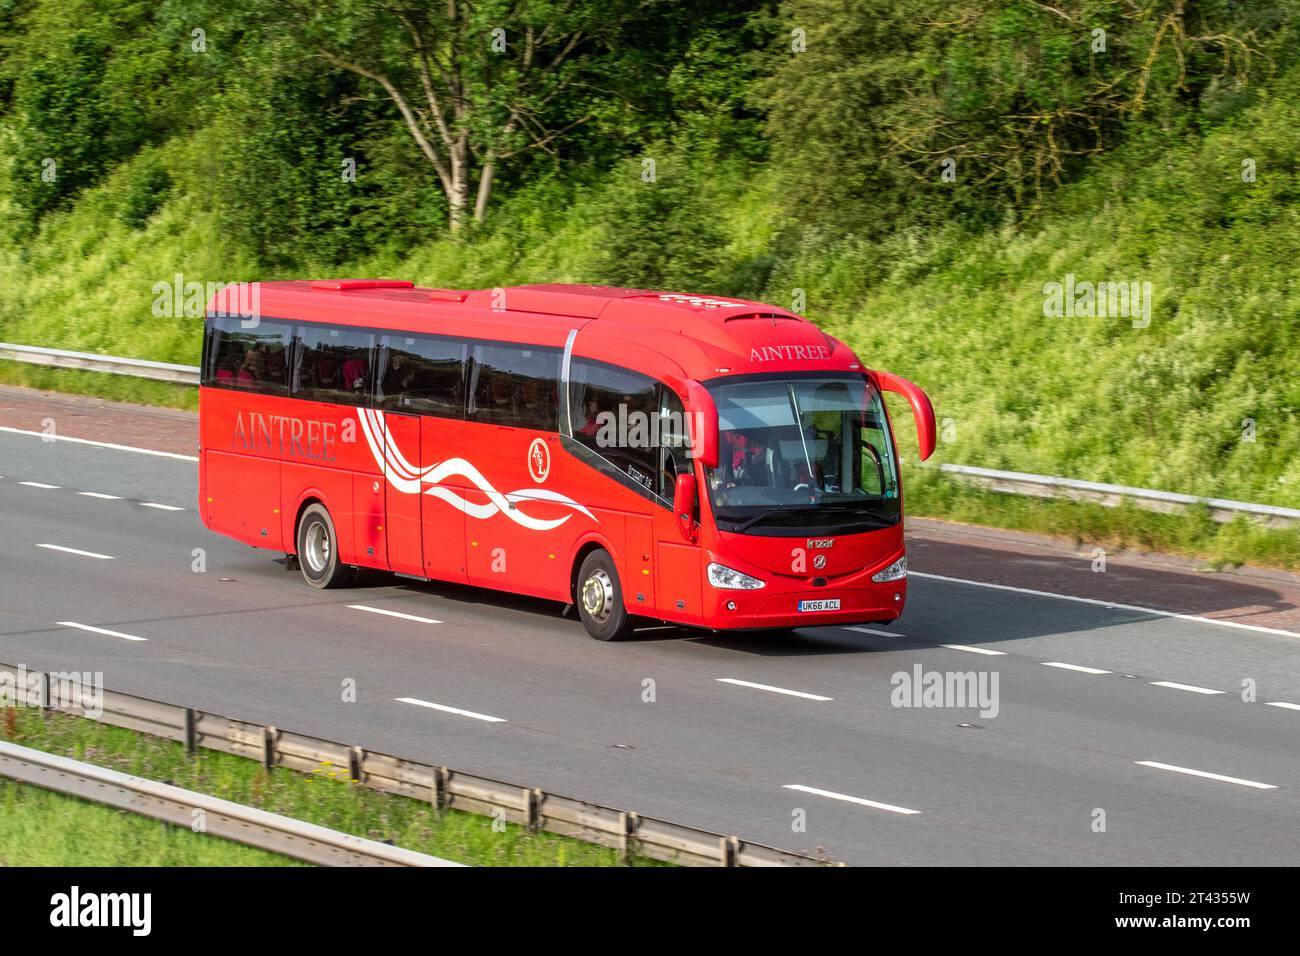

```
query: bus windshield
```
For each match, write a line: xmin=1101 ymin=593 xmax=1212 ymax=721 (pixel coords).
xmin=705 ymin=375 xmax=900 ymax=532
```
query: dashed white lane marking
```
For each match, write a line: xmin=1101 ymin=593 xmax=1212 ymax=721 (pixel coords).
xmin=140 ymin=502 xmax=184 ymax=511
xmin=1265 ymin=701 xmax=1300 ymax=712
xmin=18 ymin=481 xmax=59 ymax=489
xmin=347 ymin=604 xmax=441 ymax=625
xmin=395 ymin=697 xmax=506 ymax=723
xmin=78 ymin=491 xmax=122 ymax=500
xmin=940 ymin=644 xmax=1006 ymax=656
xmin=1042 ymin=661 xmax=1111 ymax=675
xmin=911 ymin=571 xmax=1300 ymax=640
xmin=845 ymin=626 xmax=901 ymax=638
xmin=1135 ymin=761 xmax=1276 ymax=790
xmin=783 ymin=784 xmax=921 ymax=815
xmin=0 ymin=426 xmax=198 ymax=462
xmin=1150 ymin=680 xmax=1225 ymax=696
xmin=56 ymin=621 xmax=147 ymax=642
xmin=716 ymin=678 xmax=833 ymax=701
xmin=36 ymin=543 xmax=113 ymax=560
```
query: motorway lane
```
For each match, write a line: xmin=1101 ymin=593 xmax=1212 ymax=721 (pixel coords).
xmin=1 ymin=431 xmax=1298 ymax=864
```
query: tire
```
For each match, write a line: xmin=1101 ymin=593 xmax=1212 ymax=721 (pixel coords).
xmin=296 ymin=503 xmax=354 ymax=589
xmin=576 ymin=549 xmax=634 ymax=641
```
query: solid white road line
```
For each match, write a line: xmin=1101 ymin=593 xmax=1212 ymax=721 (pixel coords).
xmin=1265 ymin=701 xmax=1300 ymax=712
xmin=35 ymin=543 xmax=113 ymax=560
xmin=783 ymin=784 xmax=921 ymax=815
xmin=56 ymin=621 xmax=147 ymax=642
xmin=0 ymin=426 xmax=198 ymax=462
xmin=140 ymin=502 xmax=184 ymax=511
xmin=910 ymin=570 xmax=1300 ymax=639
xmin=347 ymin=604 xmax=442 ymax=625
xmin=78 ymin=491 xmax=122 ymax=500
xmin=845 ymin=626 xmax=902 ymax=638
xmin=716 ymin=678 xmax=833 ymax=701
xmin=395 ymin=697 xmax=506 ymax=723
xmin=1149 ymin=680 xmax=1225 ymax=695
xmin=1042 ymin=661 xmax=1112 ymax=675
xmin=1135 ymin=760 xmax=1277 ymax=790
xmin=940 ymin=643 xmax=1006 ymax=656
xmin=18 ymin=481 xmax=59 ymax=489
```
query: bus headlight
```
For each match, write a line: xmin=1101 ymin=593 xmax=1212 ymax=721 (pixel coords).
xmin=707 ymin=562 xmax=766 ymax=590
xmin=871 ymin=556 xmax=907 ymax=583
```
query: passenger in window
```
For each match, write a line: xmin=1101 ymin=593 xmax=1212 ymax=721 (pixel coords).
xmin=577 ymin=397 xmax=601 ymax=436
xmin=315 ymin=357 xmax=340 ymax=390
xmin=236 ymin=345 xmax=265 ymax=386
xmin=264 ymin=347 xmax=286 ymax=383
xmin=342 ymin=357 xmax=367 ymax=393
xmin=383 ymin=351 xmax=417 ymax=397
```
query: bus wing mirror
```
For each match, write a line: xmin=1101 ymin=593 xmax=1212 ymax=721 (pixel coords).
xmin=874 ymin=371 xmax=936 ymax=461
xmin=684 ymin=380 xmax=719 ymax=469
xmin=673 ymin=473 xmax=699 ymax=542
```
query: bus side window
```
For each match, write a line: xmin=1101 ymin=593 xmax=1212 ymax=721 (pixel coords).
xmin=568 ymin=359 xmax=660 ymax=495
xmin=378 ymin=335 xmax=466 ymax=417
xmin=203 ymin=316 xmax=292 ymax=395
xmin=658 ymin=386 xmax=689 ymax=502
xmin=292 ymin=325 xmax=374 ymax=406
xmin=469 ymin=345 xmax=559 ymax=431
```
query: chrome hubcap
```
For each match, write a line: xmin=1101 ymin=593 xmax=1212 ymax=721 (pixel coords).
xmin=304 ymin=521 xmax=330 ymax=574
xmin=581 ymin=569 xmax=615 ymax=624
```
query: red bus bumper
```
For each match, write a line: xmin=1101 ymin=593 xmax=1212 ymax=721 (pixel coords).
xmin=698 ymin=559 xmax=907 ymax=630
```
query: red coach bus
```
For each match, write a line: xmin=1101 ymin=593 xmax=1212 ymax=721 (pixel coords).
xmin=199 ymin=281 xmax=935 ymax=640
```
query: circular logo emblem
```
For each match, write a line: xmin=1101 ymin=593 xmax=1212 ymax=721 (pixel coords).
xmin=528 ymin=438 xmax=550 ymax=483
xmin=813 ymin=554 xmax=827 ymax=570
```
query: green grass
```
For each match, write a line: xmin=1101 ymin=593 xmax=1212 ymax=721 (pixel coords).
xmin=0 ymin=707 xmax=659 ymax=867
xmin=0 ymin=778 xmax=304 ymax=866
xmin=904 ymin=467 xmax=1300 ymax=571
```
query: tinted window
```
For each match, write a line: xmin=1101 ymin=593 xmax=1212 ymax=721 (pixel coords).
xmin=468 ymin=345 xmax=559 ymax=431
xmin=569 ymin=359 xmax=660 ymax=495
xmin=658 ymin=386 xmax=690 ymax=501
xmin=376 ymin=335 xmax=466 ymax=417
xmin=204 ymin=316 xmax=293 ymax=395
xmin=292 ymin=325 xmax=375 ymax=406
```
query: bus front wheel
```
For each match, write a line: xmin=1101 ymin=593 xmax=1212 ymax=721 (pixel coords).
xmin=296 ymin=503 xmax=354 ymax=590
xmin=576 ymin=550 xmax=634 ymax=642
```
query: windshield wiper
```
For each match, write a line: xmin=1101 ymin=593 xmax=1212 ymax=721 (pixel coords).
xmin=730 ymin=509 xmax=783 ymax=533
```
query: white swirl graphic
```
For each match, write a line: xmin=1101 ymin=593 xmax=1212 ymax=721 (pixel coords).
xmin=357 ymin=409 xmax=595 ymax=531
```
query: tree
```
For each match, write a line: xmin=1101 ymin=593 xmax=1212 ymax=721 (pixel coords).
xmin=278 ymin=0 xmax=640 ymax=232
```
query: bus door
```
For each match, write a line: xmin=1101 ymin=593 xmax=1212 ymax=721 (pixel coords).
xmin=382 ymin=412 xmax=424 ymax=576
xmin=419 ymin=415 xmax=467 ymax=583
xmin=653 ymin=387 xmax=703 ymax=623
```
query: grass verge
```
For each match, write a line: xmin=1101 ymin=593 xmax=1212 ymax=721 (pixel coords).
xmin=0 ymin=778 xmax=304 ymax=866
xmin=906 ymin=468 xmax=1300 ymax=572
xmin=0 ymin=707 xmax=658 ymax=867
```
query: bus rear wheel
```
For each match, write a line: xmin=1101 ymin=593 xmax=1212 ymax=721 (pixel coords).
xmin=296 ymin=503 xmax=354 ymax=589
xmin=576 ymin=550 xmax=634 ymax=642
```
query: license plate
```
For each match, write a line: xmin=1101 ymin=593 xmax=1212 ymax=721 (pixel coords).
xmin=798 ymin=599 xmax=841 ymax=612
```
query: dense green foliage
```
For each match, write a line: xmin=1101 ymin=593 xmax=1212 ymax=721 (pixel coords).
xmin=1 ymin=0 xmax=1299 ymax=561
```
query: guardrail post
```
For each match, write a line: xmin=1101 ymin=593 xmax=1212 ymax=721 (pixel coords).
xmin=720 ymin=835 xmax=740 ymax=867
xmin=523 ymin=787 xmax=542 ymax=831
xmin=618 ymin=811 xmax=639 ymax=865
xmin=349 ymin=746 xmax=364 ymax=783
xmin=262 ymin=726 xmax=277 ymax=770
xmin=183 ymin=708 xmax=196 ymax=755
xmin=431 ymin=766 xmax=450 ymax=814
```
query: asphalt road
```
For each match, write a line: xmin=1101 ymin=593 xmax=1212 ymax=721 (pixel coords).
xmin=1 ymin=425 xmax=1298 ymax=865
